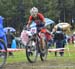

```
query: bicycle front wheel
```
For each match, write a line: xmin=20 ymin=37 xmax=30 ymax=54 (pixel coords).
xmin=40 ymin=38 xmax=48 ymax=61
xmin=0 ymin=39 xmax=7 ymax=68
xmin=26 ymin=37 xmax=38 ymax=63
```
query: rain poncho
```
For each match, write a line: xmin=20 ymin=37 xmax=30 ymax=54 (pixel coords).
xmin=0 ymin=16 xmax=7 ymax=46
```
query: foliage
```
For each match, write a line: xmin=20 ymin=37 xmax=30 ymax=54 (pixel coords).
xmin=0 ymin=0 xmax=74 ymax=32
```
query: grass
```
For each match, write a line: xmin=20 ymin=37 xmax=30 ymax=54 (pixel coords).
xmin=6 ymin=43 xmax=75 ymax=64
xmin=6 ymin=50 xmax=27 ymax=63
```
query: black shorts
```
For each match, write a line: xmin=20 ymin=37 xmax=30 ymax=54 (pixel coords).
xmin=36 ymin=23 xmax=44 ymax=32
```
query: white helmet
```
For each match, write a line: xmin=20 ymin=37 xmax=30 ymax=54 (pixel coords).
xmin=30 ymin=7 xmax=38 ymax=16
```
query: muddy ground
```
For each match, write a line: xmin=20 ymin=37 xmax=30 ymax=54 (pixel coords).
xmin=2 ymin=59 xmax=75 ymax=69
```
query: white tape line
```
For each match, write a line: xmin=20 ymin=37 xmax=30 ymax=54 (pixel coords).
xmin=48 ymin=48 xmax=66 ymax=52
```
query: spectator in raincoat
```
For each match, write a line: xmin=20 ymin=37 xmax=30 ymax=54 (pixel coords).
xmin=0 ymin=16 xmax=7 ymax=47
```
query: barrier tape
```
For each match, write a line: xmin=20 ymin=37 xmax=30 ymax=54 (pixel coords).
xmin=0 ymin=48 xmax=24 ymax=52
xmin=0 ymin=48 xmax=74 ymax=52
xmin=48 ymin=48 xmax=66 ymax=52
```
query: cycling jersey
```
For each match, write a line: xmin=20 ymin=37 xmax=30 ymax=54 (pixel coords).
xmin=27 ymin=13 xmax=52 ymax=41
xmin=28 ymin=13 xmax=44 ymax=25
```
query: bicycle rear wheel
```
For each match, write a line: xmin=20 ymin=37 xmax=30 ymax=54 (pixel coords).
xmin=26 ymin=37 xmax=38 ymax=63
xmin=0 ymin=39 xmax=7 ymax=67
xmin=40 ymin=38 xmax=48 ymax=61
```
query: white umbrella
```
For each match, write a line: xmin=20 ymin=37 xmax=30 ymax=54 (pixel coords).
xmin=3 ymin=27 xmax=16 ymax=33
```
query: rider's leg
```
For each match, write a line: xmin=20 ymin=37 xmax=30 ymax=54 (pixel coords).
xmin=45 ymin=32 xmax=53 ymax=48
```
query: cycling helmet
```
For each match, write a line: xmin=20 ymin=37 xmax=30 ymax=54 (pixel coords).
xmin=30 ymin=7 xmax=38 ymax=16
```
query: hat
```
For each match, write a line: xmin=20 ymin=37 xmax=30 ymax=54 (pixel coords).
xmin=0 ymin=16 xmax=4 ymax=20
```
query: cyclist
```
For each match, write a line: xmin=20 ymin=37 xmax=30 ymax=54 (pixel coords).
xmin=26 ymin=7 xmax=52 ymax=43
xmin=26 ymin=7 xmax=45 ymax=30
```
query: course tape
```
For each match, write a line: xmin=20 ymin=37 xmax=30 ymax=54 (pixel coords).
xmin=0 ymin=48 xmax=66 ymax=52
xmin=48 ymin=48 xmax=66 ymax=52
xmin=0 ymin=48 xmax=24 ymax=52
xmin=0 ymin=48 xmax=74 ymax=52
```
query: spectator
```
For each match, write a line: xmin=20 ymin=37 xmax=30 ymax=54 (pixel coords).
xmin=53 ymin=27 xmax=66 ymax=56
xmin=0 ymin=16 xmax=7 ymax=46
xmin=71 ymin=32 xmax=75 ymax=47
xmin=6 ymin=29 xmax=14 ymax=56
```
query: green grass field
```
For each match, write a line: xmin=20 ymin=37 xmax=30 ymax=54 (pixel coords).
xmin=6 ymin=43 xmax=75 ymax=64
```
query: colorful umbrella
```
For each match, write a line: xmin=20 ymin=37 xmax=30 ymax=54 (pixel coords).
xmin=3 ymin=27 xmax=16 ymax=33
xmin=53 ymin=22 xmax=71 ymax=34
xmin=54 ymin=23 xmax=71 ymax=29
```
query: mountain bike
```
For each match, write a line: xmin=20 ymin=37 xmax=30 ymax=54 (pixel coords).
xmin=25 ymin=26 xmax=48 ymax=63
xmin=0 ymin=38 xmax=7 ymax=67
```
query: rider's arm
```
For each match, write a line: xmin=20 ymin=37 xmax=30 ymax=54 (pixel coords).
xmin=43 ymin=19 xmax=46 ymax=25
xmin=38 ymin=13 xmax=45 ymax=25
xmin=27 ymin=16 xmax=32 ymax=27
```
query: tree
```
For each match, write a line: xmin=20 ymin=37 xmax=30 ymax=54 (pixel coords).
xmin=0 ymin=0 xmax=74 ymax=31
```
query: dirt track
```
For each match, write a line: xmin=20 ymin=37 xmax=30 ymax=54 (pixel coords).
xmin=3 ymin=59 xmax=75 ymax=69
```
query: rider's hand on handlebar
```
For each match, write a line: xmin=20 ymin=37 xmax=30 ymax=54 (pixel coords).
xmin=26 ymin=24 xmax=30 ymax=30
xmin=26 ymin=24 xmax=29 ymax=28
